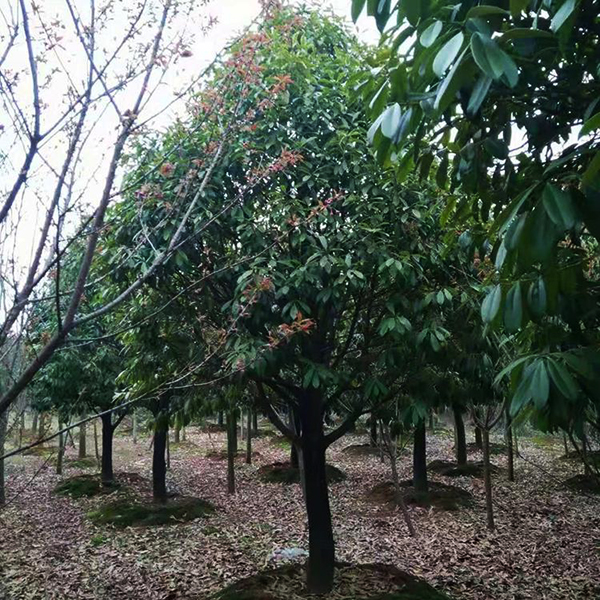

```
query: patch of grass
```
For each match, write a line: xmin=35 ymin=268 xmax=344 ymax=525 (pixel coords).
xmin=342 ymin=443 xmax=380 ymax=457
xmin=90 ymin=534 xmax=109 ymax=547
xmin=23 ymin=445 xmax=57 ymax=456
xmin=465 ymin=442 xmax=506 ymax=455
xmin=54 ymin=475 xmax=102 ymax=498
xmin=367 ymin=480 xmax=473 ymax=511
xmin=257 ymin=462 xmax=346 ymax=485
xmin=428 ymin=460 xmax=499 ymax=478
xmin=88 ymin=496 xmax=215 ymax=528
xmin=213 ymin=563 xmax=453 ymax=599
xmin=269 ymin=436 xmax=291 ymax=450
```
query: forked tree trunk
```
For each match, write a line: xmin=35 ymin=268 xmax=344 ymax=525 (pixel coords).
xmin=452 ymin=404 xmax=467 ymax=466
xmin=413 ymin=420 xmax=428 ymax=494
xmin=505 ymin=408 xmax=515 ymax=482
xmin=100 ymin=414 xmax=115 ymax=486
xmin=227 ymin=410 xmax=236 ymax=494
xmin=300 ymin=391 xmax=334 ymax=594
xmin=0 ymin=411 xmax=7 ymax=505
xmin=245 ymin=410 xmax=252 ymax=465
xmin=475 ymin=426 xmax=483 ymax=450
xmin=78 ymin=415 xmax=87 ymax=459
xmin=482 ymin=428 xmax=495 ymax=531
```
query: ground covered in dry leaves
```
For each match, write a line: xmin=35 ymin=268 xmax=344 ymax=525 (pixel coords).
xmin=1 ymin=424 xmax=598 ymax=600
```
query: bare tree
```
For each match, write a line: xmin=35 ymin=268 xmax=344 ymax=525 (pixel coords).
xmin=0 ymin=0 xmax=260 ymax=418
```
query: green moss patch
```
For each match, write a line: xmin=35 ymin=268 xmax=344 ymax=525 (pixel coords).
xmin=67 ymin=456 xmax=99 ymax=469
xmin=257 ymin=462 xmax=346 ymax=485
xmin=54 ymin=475 xmax=103 ymax=498
xmin=213 ymin=563 xmax=452 ymax=599
xmin=367 ymin=480 xmax=472 ymax=511
xmin=563 ymin=474 xmax=600 ymax=494
xmin=342 ymin=443 xmax=380 ymax=457
xmin=428 ymin=459 xmax=499 ymax=478
xmin=88 ymin=496 xmax=215 ymax=528
xmin=269 ymin=436 xmax=292 ymax=450
xmin=465 ymin=442 xmax=506 ymax=455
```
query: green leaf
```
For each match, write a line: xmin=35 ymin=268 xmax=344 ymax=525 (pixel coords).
xmin=481 ymin=284 xmax=502 ymax=323
xmin=504 ymin=213 xmax=527 ymax=251
xmin=436 ymin=152 xmax=449 ymax=187
xmin=527 ymin=277 xmax=547 ymax=318
xmin=503 ymin=281 xmax=522 ymax=332
xmin=420 ymin=20 xmax=442 ymax=47
xmin=542 ymin=184 xmax=576 ymax=230
xmin=531 ymin=360 xmax=550 ymax=410
xmin=367 ymin=111 xmax=386 ymax=144
xmin=494 ymin=354 xmax=535 ymax=385
xmin=434 ymin=49 xmax=468 ymax=113
xmin=500 ymin=28 xmax=555 ymax=40
xmin=351 ymin=0 xmax=367 ymax=22
xmin=467 ymin=75 xmax=492 ymax=116
xmin=509 ymin=0 xmax=529 ymax=16
xmin=465 ymin=5 xmax=509 ymax=19
xmin=470 ymin=32 xmax=497 ymax=79
xmin=580 ymin=112 xmax=600 ymax=137
xmin=582 ymin=151 xmax=600 ymax=189
xmin=546 ymin=359 xmax=579 ymax=400
xmin=375 ymin=0 xmax=392 ymax=32
xmin=433 ymin=32 xmax=464 ymax=77
xmin=402 ymin=0 xmax=423 ymax=26
xmin=551 ymin=0 xmax=576 ymax=32
xmin=381 ymin=103 xmax=402 ymax=139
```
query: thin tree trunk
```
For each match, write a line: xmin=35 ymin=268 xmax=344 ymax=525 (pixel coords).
xmin=78 ymin=415 xmax=87 ymax=459
xmin=0 ymin=411 xmax=6 ymax=505
xmin=56 ymin=421 xmax=65 ymax=475
xmin=429 ymin=413 xmax=435 ymax=432
xmin=182 ymin=426 xmax=186 ymax=442
xmin=386 ymin=428 xmax=416 ymax=537
xmin=16 ymin=412 xmax=24 ymax=447
xmin=217 ymin=411 xmax=224 ymax=427
xmin=452 ymin=404 xmax=467 ymax=466
xmin=413 ymin=420 xmax=428 ymax=494
xmin=369 ymin=414 xmax=378 ymax=447
xmin=227 ymin=410 xmax=236 ymax=494
xmin=245 ymin=410 xmax=252 ymax=464
xmin=100 ymin=414 xmax=115 ymax=486
xmin=132 ymin=411 xmax=138 ymax=444
xmin=232 ymin=411 xmax=238 ymax=454
xmin=174 ymin=424 xmax=180 ymax=444
xmin=252 ymin=410 xmax=258 ymax=435
xmin=505 ymin=407 xmax=515 ymax=482
xmin=475 ymin=426 xmax=483 ymax=450
xmin=37 ymin=412 xmax=46 ymax=442
xmin=31 ymin=411 xmax=38 ymax=436
xmin=93 ymin=420 xmax=100 ymax=462
xmin=563 ymin=432 xmax=569 ymax=457
xmin=582 ymin=431 xmax=591 ymax=476
xmin=482 ymin=428 xmax=495 ymax=531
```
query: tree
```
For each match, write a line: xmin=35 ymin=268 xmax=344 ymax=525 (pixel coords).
xmin=353 ymin=0 xmax=600 ymax=449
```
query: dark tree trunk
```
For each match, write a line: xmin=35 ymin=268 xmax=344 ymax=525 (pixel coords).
xmin=475 ymin=426 xmax=483 ymax=450
xmin=300 ymin=391 xmax=334 ymax=594
xmin=31 ymin=411 xmax=38 ymax=436
xmin=245 ymin=410 xmax=252 ymax=465
xmin=132 ymin=411 xmax=138 ymax=444
xmin=17 ymin=412 xmax=24 ymax=446
xmin=290 ymin=405 xmax=301 ymax=469
xmin=505 ymin=407 xmax=515 ymax=482
xmin=252 ymin=410 xmax=258 ymax=435
xmin=100 ymin=414 xmax=115 ymax=486
xmin=290 ymin=442 xmax=299 ymax=469
xmin=227 ymin=410 xmax=236 ymax=494
xmin=152 ymin=398 xmax=169 ymax=503
xmin=563 ymin=432 xmax=569 ymax=457
xmin=369 ymin=414 xmax=378 ymax=447
xmin=413 ymin=420 xmax=428 ymax=494
xmin=78 ymin=415 xmax=87 ymax=459
xmin=452 ymin=404 xmax=467 ymax=466
xmin=174 ymin=424 xmax=180 ymax=444
xmin=217 ymin=411 xmax=224 ymax=427
xmin=0 ymin=411 xmax=7 ymax=505
xmin=482 ymin=428 xmax=495 ymax=531
xmin=428 ymin=413 xmax=435 ymax=432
